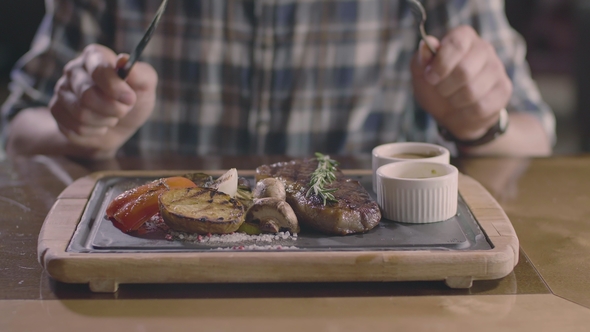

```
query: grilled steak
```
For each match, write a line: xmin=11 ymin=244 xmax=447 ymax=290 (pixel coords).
xmin=256 ymin=158 xmax=381 ymax=235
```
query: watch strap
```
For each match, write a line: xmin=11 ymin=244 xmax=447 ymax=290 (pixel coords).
xmin=437 ymin=108 xmax=509 ymax=147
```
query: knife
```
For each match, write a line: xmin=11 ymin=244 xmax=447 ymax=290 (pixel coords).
xmin=117 ymin=0 xmax=169 ymax=79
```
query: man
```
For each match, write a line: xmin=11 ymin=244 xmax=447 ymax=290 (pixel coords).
xmin=1 ymin=0 xmax=554 ymax=159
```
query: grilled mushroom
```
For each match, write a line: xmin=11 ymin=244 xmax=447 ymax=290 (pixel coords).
xmin=244 ymin=197 xmax=299 ymax=233
xmin=252 ymin=178 xmax=286 ymax=201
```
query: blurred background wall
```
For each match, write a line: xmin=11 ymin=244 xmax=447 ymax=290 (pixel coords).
xmin=0 ymin=0 xmax=583 ymax=155
xmin=506 ymin=0 xmax=581 ymax=154
xmin=0 ymin=0 xmax=45 ymax=104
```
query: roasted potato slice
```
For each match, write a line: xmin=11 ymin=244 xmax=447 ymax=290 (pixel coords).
xmin=159 ymin=187 xmax=245 ymax=234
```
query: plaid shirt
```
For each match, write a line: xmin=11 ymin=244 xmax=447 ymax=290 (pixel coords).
xmin=2 ymin=0 xmax=555 ymax=156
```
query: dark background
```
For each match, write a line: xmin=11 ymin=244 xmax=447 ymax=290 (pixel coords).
xmin=0 ymin=0 xmax=584 ymax=154
xmin=0 ymin=1 xmax=45 ymax=82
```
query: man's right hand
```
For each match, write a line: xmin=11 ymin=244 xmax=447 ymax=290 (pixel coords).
xmin=49 ymin=44 xmax=158 ymax=158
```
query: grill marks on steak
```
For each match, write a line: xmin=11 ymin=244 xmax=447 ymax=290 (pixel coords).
xmin=256 ymin=159 xmax=381 ymax=235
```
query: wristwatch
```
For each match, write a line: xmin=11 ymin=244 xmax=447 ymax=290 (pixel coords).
xmin=437 ymin=108 xmax=509 ymax=147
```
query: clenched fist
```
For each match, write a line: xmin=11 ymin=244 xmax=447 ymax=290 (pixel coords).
xmin=49 ymin=44 xmax=158 ymax=158
xmin=411 ymin=26 xmax=513 ymax=142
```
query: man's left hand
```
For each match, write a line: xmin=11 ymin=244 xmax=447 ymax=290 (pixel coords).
xmin=410 ymin=25 xmax=513 ymax=141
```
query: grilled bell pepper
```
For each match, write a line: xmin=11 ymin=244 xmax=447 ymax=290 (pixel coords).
xmin=106 ymin=176 xmax=197 ymax=232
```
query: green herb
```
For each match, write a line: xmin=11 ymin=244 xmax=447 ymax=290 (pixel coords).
xmin=306 ymin=152 xmax=339 ymax=205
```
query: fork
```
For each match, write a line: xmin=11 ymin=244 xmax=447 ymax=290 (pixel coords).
xmin=117 ymin=0 xmax=169 ymax=79
xmin=407 ymin=0 xmax=437 ymax=55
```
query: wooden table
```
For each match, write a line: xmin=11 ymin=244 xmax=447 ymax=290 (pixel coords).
xmin=2 ymin=154 xmax=590 ymax=331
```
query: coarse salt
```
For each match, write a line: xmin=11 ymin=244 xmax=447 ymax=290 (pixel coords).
xmin=214 ymin=244 xmax=299 ymax=251
xmin=167 ymin=230 xmax=299 ymax=250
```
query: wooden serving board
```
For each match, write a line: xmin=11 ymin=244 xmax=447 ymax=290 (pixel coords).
xmin=38 ymin=170 xmax=518 ymax=293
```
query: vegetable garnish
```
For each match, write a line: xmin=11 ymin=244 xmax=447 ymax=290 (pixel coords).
xmin=306 ymin=152 xmax=339 ymax=205
xmin=106 ymin=176 xmax=197 ymax=233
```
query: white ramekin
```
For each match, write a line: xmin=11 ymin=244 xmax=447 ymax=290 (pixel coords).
xmin=376 ymin=161 xmax=458 ymax=224
xmin=372 ymin=142 xmax=450 ymax=193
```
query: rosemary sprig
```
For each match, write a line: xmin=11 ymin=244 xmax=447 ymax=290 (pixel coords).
xmin=306 ymin=152 xmax=339 ymax=205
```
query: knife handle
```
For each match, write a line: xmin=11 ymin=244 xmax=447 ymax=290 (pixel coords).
xmin=116 ymin=61 xmax=133 ymax=80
